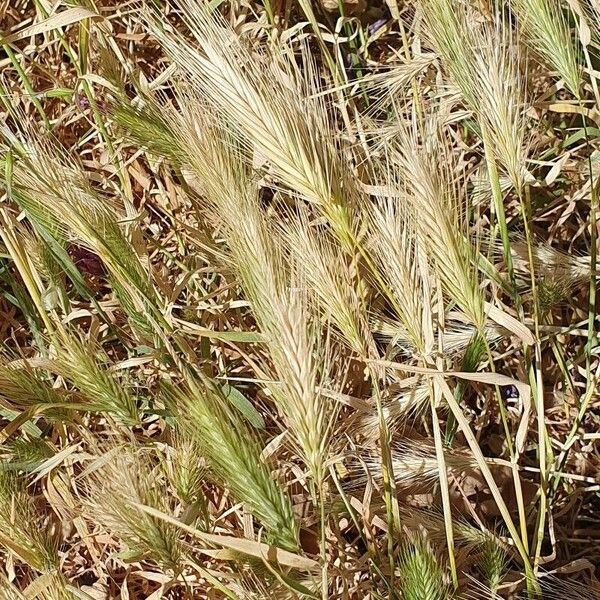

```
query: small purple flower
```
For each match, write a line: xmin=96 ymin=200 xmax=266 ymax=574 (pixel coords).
xmin=501 ymin=385 xmax=519 ymax=400
xmin=368 ymin=18 xmax=387 ymax=36
xmin=76 ymin=95 xmax=90 ymax=110
xmin=76 ymin=94 xmax=108 ymax=114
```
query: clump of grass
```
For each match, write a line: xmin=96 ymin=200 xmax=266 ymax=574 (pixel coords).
xmin=144 ymin=0 xmax=361 ymax=251
xmin=121 ymin=91 xmax=338 ymax=489
xmin=1 ymin=132 xmax=169 ymax=343
xmin=1 ymin=0 xmax=600 ymax=597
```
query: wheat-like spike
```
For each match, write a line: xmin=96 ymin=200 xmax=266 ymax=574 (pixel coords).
xmin=398 ymin=535 xmax=450 ymax=600
xmin=391 ymin=115 xmax=486 ymax=331
xmin=83 ymin=444 xmax=184 ymax=570
xmin=397 ymin=507 xmax=506 ymax=550
xmin=359 ymin=382 xmax=432 ymax=438
xmin=0 ymin=351 xmax=137 ymax=423
xmin=10 ymin=147 xmax=148 ymax=296
xmin=359 ymin=54 xmax=438 ymax=113
xmin=348 ymin=440 xmax=477 ymax=490
xmin=163 ymin=380 xmax=299 ymax=551
xmin=261 ymin=282 xmax=336 ymax=486
xmin=532 ymin=576 xmax=600 ymax=599
xmin=365 ymin=196 xmax=426 ymax=353
xmin=420 ymin=0 xmax=528 ymax=191
xmin=281 ymin=215 xmax=376 ymax=360
xmin=510 ymin=0 xmax=581 ymax=97
xmin=165 ymin=426 xmax=207 ymax=508
xmin=479 ymin=537 xmax=507 ymax=593
xmin=112 ymin=96 xmax=185 ymax=163
xmin=389 ymin=441 xmax=476 ymax=487
xmin=0 ymin=470 xmax=58 ymax=573
xmin=2 ymin=438 xmax=54 ymax=473
xmin=372 ymin=316 xmax=504 ymax=356
xmin=144 ymin=0 xmax=361 ymax=250
xmin=511 ymin=240 xmax=594 ymax=286
xmin=139 ymin=93 xmax=336 ymax=486
xmin=52 ymin=334 xmax=139 ymax=424
xmin=0 ymin=361 xmax=64 ymax=411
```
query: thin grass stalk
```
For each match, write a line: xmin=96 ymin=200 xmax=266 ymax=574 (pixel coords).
xmin=296 ymin=0 xmax=344 ymax=90
xmin=371 ymin=374 xmax=399 ymax=588
xmin=517 ymin=185 xmax=550 ymax=570
xmin=1 ymin=44 xmax=50 ymax=128
xmin=545 ymin=115 xmax=598 ymax=524
xmin=439 ymin=374 xmax=536 ymax=591
xmin=443 ymin=334 xmax=486 ymax=446
xmin=472 ymin=165 xmax=530 ymax=552
xmin=478 ymin=330 xmax=533 ymax=560
xmin=444 ymin=370 xmax=538 ymax=595
xmin=310 ymin=477 xmax=328 ymax=600
xmin=550 ymin=373 xmax=598 ymax=497
xmin=429 ymin=379 xmax=457 ymax=589
xmin=538 ymin=73 xmax=599 ymax=528
xmin=481 ymin=126 xmax=518 ymax=299
xmin=182 ymin=558 xmax=240 ymax=600
xmin=583 ymin=118 xmax=599 ymax=399
xmin=328 ymin=464 xmax=379 ymax=583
